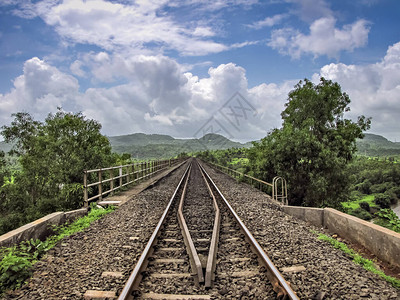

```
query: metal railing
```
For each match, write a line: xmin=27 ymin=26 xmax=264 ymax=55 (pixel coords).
xmin=83 ymin=158 xmax=181 ymax=207
xmin=206 ymin=161 xmax=288 ymax=205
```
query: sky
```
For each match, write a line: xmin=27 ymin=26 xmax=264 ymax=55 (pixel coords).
xmin=0 ymin=0 xmax=399 ymax=142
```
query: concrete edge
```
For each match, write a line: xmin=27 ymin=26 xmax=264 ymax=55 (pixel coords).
xmin=0 ymin=208 xmax=88 ymax=248
xmin=283 ymin=205 xmax=400 ymax=268
xmin=282 ymin=206 xmax=324 ymax=228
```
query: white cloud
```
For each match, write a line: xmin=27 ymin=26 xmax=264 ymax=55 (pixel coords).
xmin=247 ymin=14 xmax=287 ymax=29
xmin=287 ymin=0 xmax=332 ymax=22
xmin=268 ymin=17 xmax=370 ymax=59
xmin=314 ymin=42 xmax=400 ymax=141
xmin=8 ymin=0 xmax=229 ymax=56
xmin=4 ymin=42 xmax=399 ymax=142
xmin=0 ymin=57 xmax=79 ymax=124
xmin=0 ymin=54 xmax=291 ymax=141
xmin=70 ymin=60 xmax=86 ymax=77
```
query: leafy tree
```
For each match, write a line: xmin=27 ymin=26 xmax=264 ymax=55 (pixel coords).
xmin=0 ymin=151 xmax=6 ymax=187
xmin=248 ymin=78 xmax=371 ymax=207
xmin=0 ymin=110 xmax=114 ymax=232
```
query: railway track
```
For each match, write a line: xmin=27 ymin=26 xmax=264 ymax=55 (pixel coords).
xmin=118 ymin=159 xmax=298 ymax=299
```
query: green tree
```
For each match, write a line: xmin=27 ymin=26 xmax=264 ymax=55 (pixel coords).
xmin=0 ymin=151 xmax=6 ymax=187
xmin=1 ymin=110 xmax=113 ymax=216
xmin=248 ymin=78 xmax=371 ymax=207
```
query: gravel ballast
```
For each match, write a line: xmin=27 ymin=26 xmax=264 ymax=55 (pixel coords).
xmin=3 ymin=163 xmax=189 ymax=300
xmin=202 ymin=162 xmax=399 ymax=299
xmin=3 ymin=159 xmax=399 ymax=299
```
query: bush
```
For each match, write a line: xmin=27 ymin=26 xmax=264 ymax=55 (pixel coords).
xmin=355 ymin=179 xmax=372 ymax=194
xmin=374 ymin=209 xmax=400 ymax=233
xmin=349 ymin=208 xmax=372 ymax=221
xmin=359 ymin=201 xmax=370 ymax=212
xmin=384 ymin=190 xmax=398 ymax=205
xmin=374 ymin=193 xmax=391 ymax=209
xmin=388 ymin=186 xmax=400 ymax=199
xmin=370 ymin=182 xmax=393 ymax=194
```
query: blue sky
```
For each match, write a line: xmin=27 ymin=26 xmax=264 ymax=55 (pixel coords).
xmin=1 ymin=0 xmax=400 ymax=142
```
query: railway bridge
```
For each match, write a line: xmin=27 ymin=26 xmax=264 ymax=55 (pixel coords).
xmin=1 ymin=158 xmax=399 ymax=299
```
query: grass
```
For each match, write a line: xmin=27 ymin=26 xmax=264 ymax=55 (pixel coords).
xmin=0 ymin=205 xmax=115 ymax=294
xmin=342 ymin=194 xmax=378 ymax=210
xmin=229 ymin=157 xmax=249 ymax=166
xmin=314 ymin=231 xmax=400 ymax=289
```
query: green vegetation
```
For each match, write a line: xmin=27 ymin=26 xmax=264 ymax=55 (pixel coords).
xmin=316 ymin=232 xmax=400 ymax=289
xmin=195 ymin=79 xmax=399 ymax=233
xmin=0 ymin=205 xmax=114 ymax=294
xmin=343 ymin=156 xmax=400 ymax=225
xmin=197 ymin=148 xmax=248 ymax=172
xmin=357 ymin=133 xmax=400 ymax=157
xmin=247 ymin=78 xmax=370 ymax=207
xmin=0 ymin=110 xmax=122 ymax=235
xmin=374 ymin=209 xmax=400 ymax=233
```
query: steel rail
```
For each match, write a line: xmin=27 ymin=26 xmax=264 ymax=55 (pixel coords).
xmin=198 ymin=161 xmax=299 ymax=300
xmin=177 ymin=163 xmax=204 ymax=284
xmin=197 ymin=161 xmax=221 ymax=288
xmin=117 ymin=161 xmax=191 ymax=300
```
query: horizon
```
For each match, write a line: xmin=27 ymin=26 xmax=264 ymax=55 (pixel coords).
xmin=1 ymin=1 xmax=400 ymax=141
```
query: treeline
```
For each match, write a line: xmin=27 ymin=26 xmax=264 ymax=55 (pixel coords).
xmin=348 ymin=157 xmax=400 ymax=210
xmin=0 ymin=110 xmax=130 ymax=235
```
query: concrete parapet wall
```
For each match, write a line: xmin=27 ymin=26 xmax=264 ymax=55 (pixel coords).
xmin=283 ymin=205 xmax=400 ymax=268
xmin=64 ymin=208 xmax=88 ymax=223
xmin=0 ymin=208 xmax=88 ymax=248
xmin=324 ymin=208 xmax=400 ymax=268
xmin=282 ymin=206 xmax=324 ymax=228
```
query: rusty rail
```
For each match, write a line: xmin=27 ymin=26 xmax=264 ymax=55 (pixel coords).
xmin=83 ymin=158 xmax=181 ymax=207
xmin=198 ymin=161 xmax=299 ymax=300
xmin=117 ymin=161 xmax=191 ymax=300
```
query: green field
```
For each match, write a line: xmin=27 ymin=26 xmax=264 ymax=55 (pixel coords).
xmin=342 ymin=195 xmax=378 ymax=210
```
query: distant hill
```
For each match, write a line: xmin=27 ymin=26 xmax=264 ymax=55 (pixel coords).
xmin=357 ymin=133 xmax=400 ymax=156
xmin=2 ymin=132 xmax=397 ymax=159
xmin=0 ymin=132 xmax=247 ymax=159
xmin=108 ymin=133 xmax=247 ymax=159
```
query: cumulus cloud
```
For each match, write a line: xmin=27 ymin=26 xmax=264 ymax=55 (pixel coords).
xmin=3 ymin=41 xmax=400 ymax=142
xmin=0 ymin=54 xmax=292 ymax=141
xmin=314 ymin=42 xmax=400 ymax=141
xmin=0 ymin=57 xmax=79 ymax=124
xmin=268 ymin=17 xmax=370 ymax=59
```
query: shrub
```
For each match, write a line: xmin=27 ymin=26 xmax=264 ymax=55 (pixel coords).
xmin=370 ymin=182 xmax=393 ymax=194
xmin=374 ymin=209 xmax=400 ymax=233
xmin=374 ymin=194 xmax=391 ymax=209
xmin=359 ymin=201 xmax=370 ymax=212
xmin=384 ymin=190 xmax=398 ymax=205
xmin=388 ymin=186 xmax=400 ymax=199
xmin=349 ymin=208 xmax=372 ymax=221
xmin=355 ymin=179 xmax=372 ymax=194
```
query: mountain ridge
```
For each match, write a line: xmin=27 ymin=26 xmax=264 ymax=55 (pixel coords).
xmin=1 ymin=132 xmax=399 ymax=159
